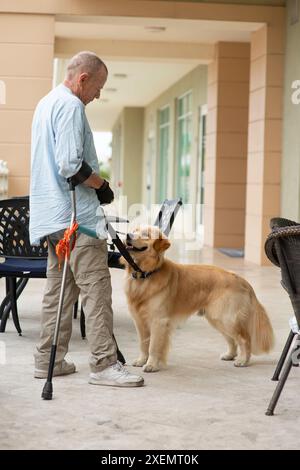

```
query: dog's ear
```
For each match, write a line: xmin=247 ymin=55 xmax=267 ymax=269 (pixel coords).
xmin=153 ymin=238 xmax=170 ymax=253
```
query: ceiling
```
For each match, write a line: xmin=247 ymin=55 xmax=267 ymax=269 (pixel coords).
xmin=54 ymin=58 xmax=202 ymax=130
xmin=55 ymin=15 xmax=262 ymax=131
xmin=55 ymin=15 xmax=262 ymax=44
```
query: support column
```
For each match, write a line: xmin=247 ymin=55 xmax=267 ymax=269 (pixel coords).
xmin=245 ymin=23 xmax=285 ymax=264
xmin=205 ymin=42 xmax=250 ymax=249
xmin=0 ymin=13 xmax=54 ymax=196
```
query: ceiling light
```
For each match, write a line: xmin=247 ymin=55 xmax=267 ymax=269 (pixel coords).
xmin=113 ymin=73 xmax=127 ymax=79
xmin=145 ymin=26 xmax=166 ymax=33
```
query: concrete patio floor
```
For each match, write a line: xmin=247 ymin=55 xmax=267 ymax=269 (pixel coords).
xmin=0 ymin=242 xmax=299 ymax=450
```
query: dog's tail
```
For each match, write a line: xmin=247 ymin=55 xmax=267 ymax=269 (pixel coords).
xmin=249 ymin=294 xmax=274 ymax=355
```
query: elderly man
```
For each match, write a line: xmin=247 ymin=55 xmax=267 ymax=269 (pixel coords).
xmin=30 ymin=51 xmax=144 ymax=387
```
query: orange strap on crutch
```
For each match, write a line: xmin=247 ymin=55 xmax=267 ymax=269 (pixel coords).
xmin=55 ymin=221 xmax=79 ymax=269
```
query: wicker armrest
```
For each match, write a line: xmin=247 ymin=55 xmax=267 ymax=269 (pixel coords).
xmin=265 ymin=225 xmax=300 ymax=267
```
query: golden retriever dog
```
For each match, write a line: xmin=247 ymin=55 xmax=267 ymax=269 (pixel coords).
xmin=121 ymin=226 xmax=274 ymax=372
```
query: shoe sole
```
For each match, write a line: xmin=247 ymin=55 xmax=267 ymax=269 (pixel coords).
xmin=89 ymin=378 xmax=144 ymax=387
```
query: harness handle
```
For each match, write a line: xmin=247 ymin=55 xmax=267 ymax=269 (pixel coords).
xmin=106 ymin=222 xmax=144 ymax=275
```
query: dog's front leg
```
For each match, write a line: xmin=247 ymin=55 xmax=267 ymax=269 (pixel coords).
xmin=132 ymin=315 xmax=150 ymax=367
xmin=143 ymin=317 xmax=171 ymax=372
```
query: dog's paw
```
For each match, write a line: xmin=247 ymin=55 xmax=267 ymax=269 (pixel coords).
xmin=132 ymin=357 xmax=148 ymax=367
xmin=220 ymin=353 xmax=236 ymax=361
xmin=143 ymin=363 xmax=160 ymax=373
xmin=234 ymin=359 xmax=249 ymax=367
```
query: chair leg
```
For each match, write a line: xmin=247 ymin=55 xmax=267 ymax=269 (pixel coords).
xmin=0 ymin=278 xmax=28 ymax=323
xmin=73 ymin=300 xmax=78 ymax=319
xmin=0 ymin=300 xmax=9 ymax=332
xmin=16 ymin=278 xmax=29 ymax=300
xmin=0 ymin=276 xmax=14 ymax=332
xmin=5 ymin=277 xmax=9 ymax=296
xmin=265 ymin=334 xmax=300 ymax=416
xmin=0 ymin=277 xmax=22 ymax=335
xmin=272 ymin=329 xmax=295 ymax=381
xmin=0 ymin=288 xmax=12 ymax=321
xmin=9 ymin=278 xmax=22 ymax=336
xmin=80 ymin=306 xmax=86 ymax=339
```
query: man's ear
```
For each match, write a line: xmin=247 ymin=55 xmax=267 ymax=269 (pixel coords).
xmin=153 ymin=238 xmax=171 ymax=253
xmin=79 ymin=72 xmax=89 ymax=83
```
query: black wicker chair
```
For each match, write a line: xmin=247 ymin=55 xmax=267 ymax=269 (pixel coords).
xmin=264 ymin=217 xmax=300 ymax=415
xmin=0 ymin=197 xmax=122 ymax=341
xmin=0 ymin=198 xmax=48 ymax=335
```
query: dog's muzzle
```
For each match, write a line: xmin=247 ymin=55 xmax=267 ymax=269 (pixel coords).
xmin=126 ymin=233 xmax=147 ymax=252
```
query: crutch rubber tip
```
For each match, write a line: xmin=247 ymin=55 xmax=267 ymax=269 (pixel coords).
xmin=265 ymin=410 xmax=274 ymax=416
xmin=42 ymin=381 xmax=53 ymax=400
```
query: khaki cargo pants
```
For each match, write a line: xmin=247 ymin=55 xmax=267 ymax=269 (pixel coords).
xmin=34 ymin=231 xmax=118 ymax=372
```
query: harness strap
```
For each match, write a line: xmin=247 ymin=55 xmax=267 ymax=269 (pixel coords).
xmin=106 ymin=222 xmax=144 ymax=275
xmin=56 ymin=220 xmax=151 ymax=278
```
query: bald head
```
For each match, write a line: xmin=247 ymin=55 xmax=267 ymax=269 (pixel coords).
xmin=65 ymin=51 xmax=107 ymax=80
xmin=63 ymin=51 xmax=108 ymax=105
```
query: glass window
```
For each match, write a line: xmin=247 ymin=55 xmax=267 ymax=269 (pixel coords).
xmin=157 ymin=106 xmax=170 ymax=202
xmin=176 ymin=92 xmax=192 ymax=204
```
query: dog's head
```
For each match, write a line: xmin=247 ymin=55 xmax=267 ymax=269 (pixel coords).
xmin=122 ymin=225 xmax=171 ymax=273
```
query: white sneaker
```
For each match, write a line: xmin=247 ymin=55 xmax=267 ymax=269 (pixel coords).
xmin=89 ymin=361 xmax=144 ymax=387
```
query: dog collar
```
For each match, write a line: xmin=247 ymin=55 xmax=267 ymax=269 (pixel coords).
xmin=131 ymin=269 xmax=158 ymax=280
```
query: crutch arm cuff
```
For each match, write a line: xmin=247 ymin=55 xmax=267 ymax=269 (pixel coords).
xmin=68 ymin=161 xmax=93 ymax=187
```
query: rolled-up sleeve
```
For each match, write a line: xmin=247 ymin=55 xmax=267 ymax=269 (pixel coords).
xmin=54 ymin=103 xmax=84 ymax=178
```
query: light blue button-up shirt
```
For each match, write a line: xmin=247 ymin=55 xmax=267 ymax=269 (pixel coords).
xmin=30 ymin=84 xmax=101 ymax=245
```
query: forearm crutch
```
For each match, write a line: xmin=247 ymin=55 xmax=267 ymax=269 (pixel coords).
xmin=42 ymin=180 xmax=77 ymax=400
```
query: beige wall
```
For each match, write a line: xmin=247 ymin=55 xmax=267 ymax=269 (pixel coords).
xmin=0 ymin=13 xmax=54 ymax=196
xmin=205 ymin=42 xmax=250 ymax=249
xmin=142 ymin=65 xmax=207 ymax=208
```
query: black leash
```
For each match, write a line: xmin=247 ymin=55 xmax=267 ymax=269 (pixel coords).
xmin=106 ymin=222 xmax=152 ymax=279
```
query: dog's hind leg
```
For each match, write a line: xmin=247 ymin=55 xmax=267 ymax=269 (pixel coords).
xmin=220 ymin=334 xmax=237 ymax=361
xmin=234 ymin=331 xmax=251 ymax=367
xmin=132 ymin=315 xmax=150 ymax=367
xmin=143 ymin=317 xmax=172 ymax=372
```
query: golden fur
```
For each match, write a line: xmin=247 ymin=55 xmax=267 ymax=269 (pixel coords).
xmin=122 ymin=226 xmax=274 ymax=372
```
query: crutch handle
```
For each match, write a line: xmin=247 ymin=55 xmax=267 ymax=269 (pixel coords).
xmin=67 ymin=178 xmax=75 ymax=191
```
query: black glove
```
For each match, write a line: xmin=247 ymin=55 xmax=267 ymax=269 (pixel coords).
xmin=95 ymin=180 xmax=114 ymax=205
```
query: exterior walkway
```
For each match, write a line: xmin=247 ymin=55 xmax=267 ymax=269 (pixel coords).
xmin=0 ymin=242 xmax=298 ymax=450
